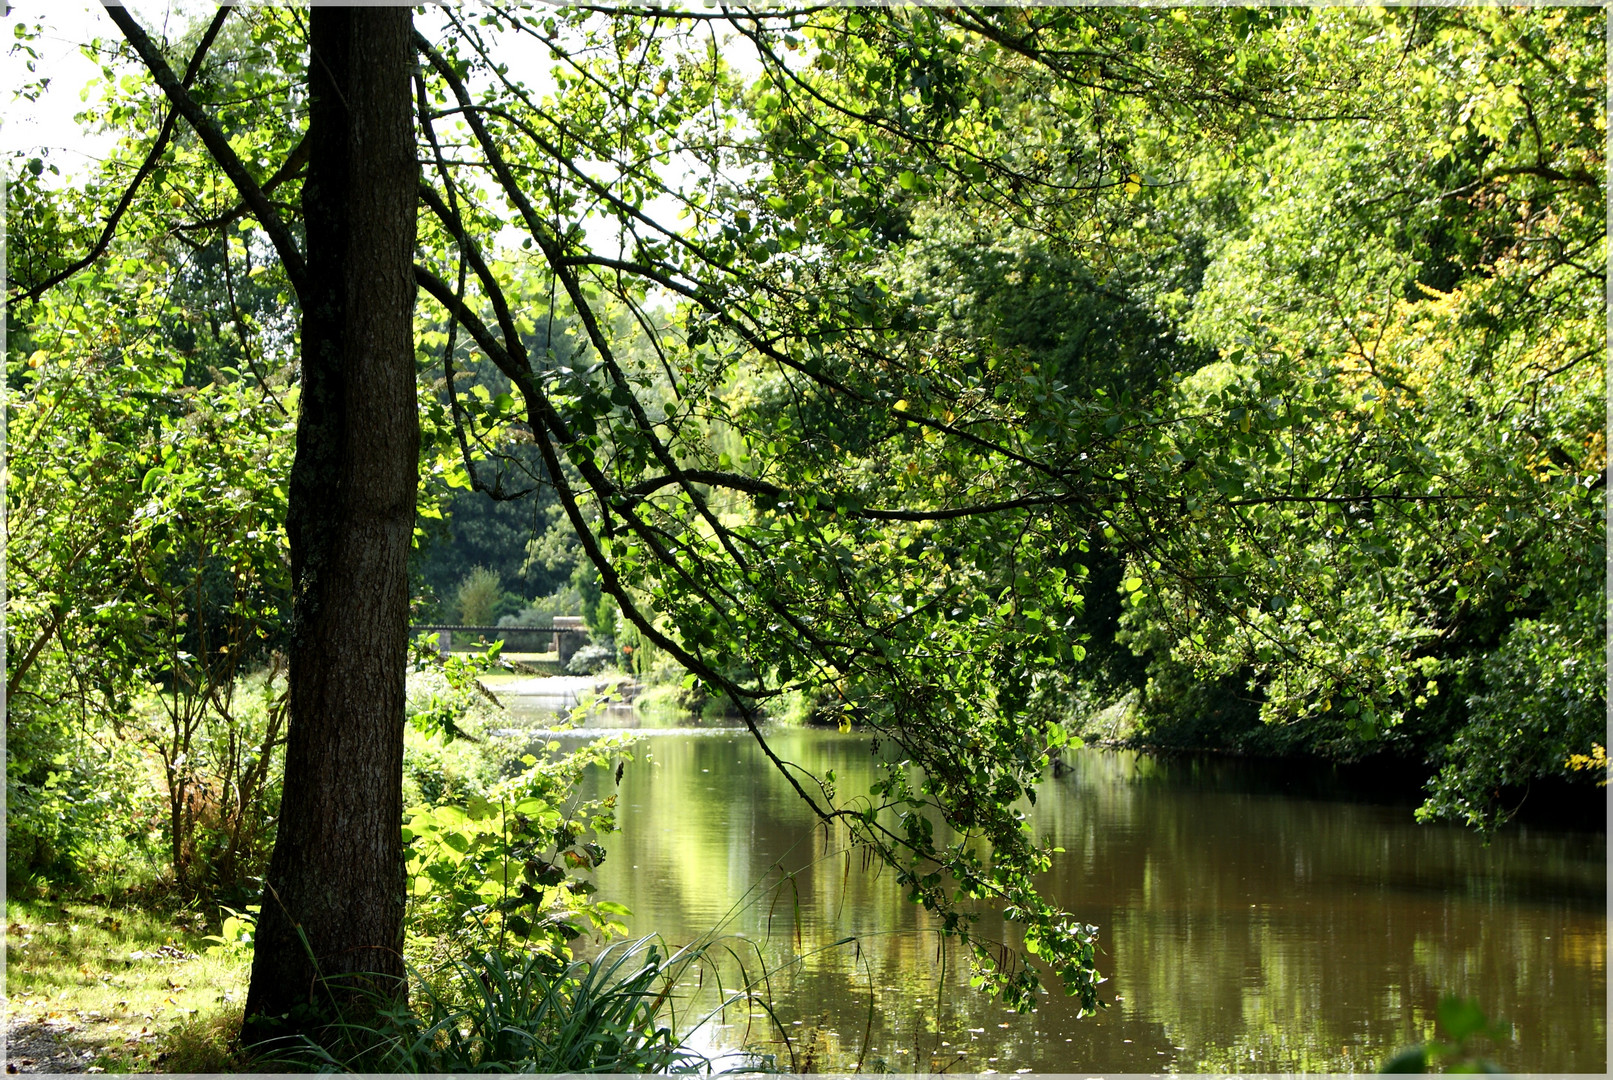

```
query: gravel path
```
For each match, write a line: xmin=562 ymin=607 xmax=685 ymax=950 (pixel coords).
xmin=5 ymin=1015 xmax=92 ymax=1073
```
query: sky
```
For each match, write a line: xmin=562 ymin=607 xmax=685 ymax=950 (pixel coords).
xmin=3 ymin=1 xmax=210 ymax=179
xmin=2 ymin=2 xmax=753 ymax=266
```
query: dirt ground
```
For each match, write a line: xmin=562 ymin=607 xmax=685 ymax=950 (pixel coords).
xmin=5 ymin=1015 xmax=93 ymax=1073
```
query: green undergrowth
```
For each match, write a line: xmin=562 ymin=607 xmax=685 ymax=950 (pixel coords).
xmin=636 ymin=682 xmax=731 ymax=725
xmin=263 ymin=937 xmax=728 ymax=1073
xmin=0 ymin=892 xmax=786 ymax=1073
xmin=2 ymin=892 xmax=749 ymax=1073
xmin=632 ymin=681 xmax=701 ymax=726
xmin=4 ymin=895 xmax=252 ymax=1072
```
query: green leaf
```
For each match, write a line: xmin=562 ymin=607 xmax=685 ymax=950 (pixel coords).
xmin=1379 ymin=1046 xmax=1429 ymax=1073
xmin=1437 ymin=996 xmax=1488 ymax=1043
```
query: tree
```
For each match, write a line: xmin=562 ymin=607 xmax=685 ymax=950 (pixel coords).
xmin=6 ymin=223 xmax=295 ymax=892
xmin=1093 ymin=6 xmax=1605 ymax=823
xmin=251 ymin=6 xmax=420 ymax=1033
xmin=91 ymin=3 xmax=418 ymax=1033
xmin=8 ymin=10 xmax=299 ymax=891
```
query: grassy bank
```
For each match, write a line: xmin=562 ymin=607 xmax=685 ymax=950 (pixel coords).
xmin=2 ymin=891 xmax=755 ymax=1074
xmin=5 ymin=895 xmax=250 ymax=1071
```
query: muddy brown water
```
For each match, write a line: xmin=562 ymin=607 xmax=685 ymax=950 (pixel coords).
xmin=499 ymin=697 xmax=1605 ymax=1073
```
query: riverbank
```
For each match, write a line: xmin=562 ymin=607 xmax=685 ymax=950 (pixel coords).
xmin=485 ymin=673 xmax=1607 ymax=834
xmin=1077 ymin=737 xmax=1608 ymax=833
xmin=8 ymin=712 xmax=1601 ymax=1074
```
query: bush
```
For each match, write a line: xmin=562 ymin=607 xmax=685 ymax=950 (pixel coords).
xmin=7 ymin=655 xmax=286 ymax=896
xmin=401 ymin=739 xmax=635 ymax=954
xmin=6 ymin=676 xmax=162 ymax=887
xmin=566 ymin=641 xmax=617 ymax=675
xmin=401 ymin=711 xmax=497 ymax=807
xmin=401 ymin=644 xmax=511 ymax=804
xmin=1419 ymin=605 xmax=1606 ymax=830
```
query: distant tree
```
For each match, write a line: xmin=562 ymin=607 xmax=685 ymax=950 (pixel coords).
xmin=453 ymin=566 xmax=502 ymax=627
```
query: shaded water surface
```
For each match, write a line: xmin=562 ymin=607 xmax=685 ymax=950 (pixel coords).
xmin=502 ymin=698 xmax=1604 ymax=1073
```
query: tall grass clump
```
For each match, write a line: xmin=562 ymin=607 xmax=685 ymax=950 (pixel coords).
xmin=264 ymin=938 xmax=720 ymax=1073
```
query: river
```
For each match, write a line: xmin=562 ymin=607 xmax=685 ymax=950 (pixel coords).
xmin=496 ymin=683 xmax=1605 ymax=1073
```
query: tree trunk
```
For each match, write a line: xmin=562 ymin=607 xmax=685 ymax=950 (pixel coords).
xmin=242 ymin=6 xmax=418 ymax=1042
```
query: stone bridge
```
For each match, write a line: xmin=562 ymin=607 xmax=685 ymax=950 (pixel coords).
xmin=412 ymin=615 xmax=590 ymax=664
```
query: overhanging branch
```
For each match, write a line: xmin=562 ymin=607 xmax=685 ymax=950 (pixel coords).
xmin=13 ymin=6 xmax=230 ymax=303
xmin=102 ymin=2 xmax=309 ymax=296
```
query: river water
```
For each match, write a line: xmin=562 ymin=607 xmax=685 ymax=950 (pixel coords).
xmin=498 ymin=688 xmax=1605 ymax=1073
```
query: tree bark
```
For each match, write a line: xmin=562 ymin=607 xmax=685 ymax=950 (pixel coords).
xmin=243 ymin=6 xmax=418 ymax=1042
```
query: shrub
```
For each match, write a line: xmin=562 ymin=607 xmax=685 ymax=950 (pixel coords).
xmin=401 ymin=737 xmax=634 ymax=954
xmin=7 ymin=655 xmax=285 ymax=896
xmin=455 ymin=566 xmax=501 ymax=626
xmin=566 ymin=641 xmax=616 ymax=675
xmin=1419 ymin=605 xmax=1606 ymax=830
xmin=6 ymin=675 xmax=162 ymax=887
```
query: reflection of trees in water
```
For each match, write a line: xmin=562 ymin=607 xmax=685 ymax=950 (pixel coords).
xmin=580 ymin=732 xmax=1026 ymax=1069
xmin=1038 ymin=751 xmax=1605 ymax=1071
xmin=579 ymin=733 xmax=1604 ymax=1072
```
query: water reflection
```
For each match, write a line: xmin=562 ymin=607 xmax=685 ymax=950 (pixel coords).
xmin=526 ymin=716 xmax=1602 ymax=1072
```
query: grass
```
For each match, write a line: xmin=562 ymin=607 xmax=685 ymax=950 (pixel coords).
xmin=264 ymin=937 xmax=718 ymax=1073
xmin=5 ymin=894 xmax=252 ymax=1072
xmin=4 ymin=867 xmax=891 ymax=1074
xmin=3 ymin=893 xmax=772 ymax=1074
